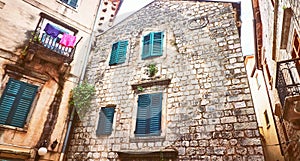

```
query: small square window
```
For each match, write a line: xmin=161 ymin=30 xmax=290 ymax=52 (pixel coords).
xmin=109 ymin=40 xmax=128 ymax=65
xmin=142 ymin=32 xmax=164 ymax=60
xmin=96 ymin=107 xmax=115 ymax=135
xmin=264 ymin=110 xmax=270 ymax=128
xmin=255 ymin=73 xmax=261 ymax=89
xmin=135 ymin=93 xmax=162 ymax=136
xmin=60 ymin=0 xmax=78 ymax=8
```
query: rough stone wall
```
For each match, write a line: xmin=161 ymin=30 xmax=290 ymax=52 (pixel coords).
xmin=67 ymin=1 xmax=264 ymax=160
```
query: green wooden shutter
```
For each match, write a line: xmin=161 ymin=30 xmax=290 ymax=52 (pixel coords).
xmin=109 ymin=43 xmax=118 ymax=65
xmin=0 ymin=79 xmax=38 ymax=128
xmin=9 ymin=84 xmax=38 ymax=127
xmin=96 ymin=110 xmax=106 ymax=135
xmin=151 ymin=32 xmax=163 ymax=56
xmin=149 ymin=93 xmax=162 ymax=135
xmin=0 ymin=79 xmax=20 ymax=125
xmin=96 ymin=107 xmax=115 ymax=135
xmin=135 ymin=94 xmax=151 ymax=135
xmin=69 ymin=0 xmax=78 ymax=8
xmin=116 ymin=40 xmax=128 ymax=64
xmin=109 ymin=41 xmax=128 ymax=65
xmin=142 ymin=34 xmax=151 ymax=59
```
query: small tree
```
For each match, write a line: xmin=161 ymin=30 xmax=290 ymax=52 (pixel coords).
xmin=70 ymin=82 xmax=95 ymax=119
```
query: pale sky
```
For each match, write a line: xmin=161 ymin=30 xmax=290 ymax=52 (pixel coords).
xmin=117 ymin=0 xmax=254 ymax=55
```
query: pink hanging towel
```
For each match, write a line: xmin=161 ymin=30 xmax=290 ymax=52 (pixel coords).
xmin=59 ymin=33 xmax=77 ymax=48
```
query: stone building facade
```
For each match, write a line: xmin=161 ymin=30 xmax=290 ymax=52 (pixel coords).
xmin=251 ymin=0 xmax=300 ymax=160
xmin=67 ymin=0 xmax=265 ymax=160
xmin=0 ymin=0 xmax=121 ymax=160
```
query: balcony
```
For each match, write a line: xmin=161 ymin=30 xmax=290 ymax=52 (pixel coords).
xmin=276 ymin=58 xmax=300 ymax=127
xmin=25 ymin=13 xmax=81 ymax=65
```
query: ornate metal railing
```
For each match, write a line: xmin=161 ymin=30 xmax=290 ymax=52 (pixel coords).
xmin=29 ymin=13 xmax=81 ymax=64
xmin=276 ymin=58 xmax=300 ymax=106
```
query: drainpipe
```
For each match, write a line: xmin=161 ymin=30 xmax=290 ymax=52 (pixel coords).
xmin=58 ymin=1 xmax=102 ymax=160
xmin=271 ymin=0 xmax=278 ymax=61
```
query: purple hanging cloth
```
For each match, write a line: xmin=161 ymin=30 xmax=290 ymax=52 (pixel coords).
xmin=43 ymin=23 xmax=60 ymax=38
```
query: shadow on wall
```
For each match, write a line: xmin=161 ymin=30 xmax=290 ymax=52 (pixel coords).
xmin=15 ymin=30 xmax=35 ymax=53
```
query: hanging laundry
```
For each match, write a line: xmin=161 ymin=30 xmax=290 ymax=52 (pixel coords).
xmin=43 ymin=23 xmax=60 ymax=38
xmin=59 ymin=33 xmax=76 ymax=48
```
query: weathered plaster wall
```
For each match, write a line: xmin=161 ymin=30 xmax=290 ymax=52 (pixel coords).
xmin=67 ymin=1 xmax=264 ymax=160
xmin=0 ymin=0 xmax=97 ymax=79
xmin=245 ymin=55 xmax=284 ymax=161
xmin=0 ymin=0 xmax=102 ymax=160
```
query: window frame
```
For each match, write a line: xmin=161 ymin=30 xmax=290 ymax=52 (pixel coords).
xmin=109 ymin=40 xmax=129 ymax=66
xmin=0 ymin=78 xmax=39 ymax=128
xmin=141 ymin=32 xmax=164 ymax=60
xmin=134 ymin=92 xmax=163 ymax=137
xmin=264 ymin=110 xmax=270 ymax=128
xmin=96 ymin=107 xmax=115 ymax=136
xmin=59 ymin=0 xmax=80 ymax=9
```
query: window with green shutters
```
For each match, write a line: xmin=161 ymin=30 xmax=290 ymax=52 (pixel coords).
xmin=60 ymin=0 xmax=79 ymax=8
xmin=96 ymin=107 xmax=115 ymax=135
xmin=109 ymin=40 xmax=128 ymax=65
xmin=0 ymin=78 xmax=38 ymax=128
xmin=135 ymin=93 xmax=162 ymax=136
xmin=142 ymin=32 xmax=164 ymax=60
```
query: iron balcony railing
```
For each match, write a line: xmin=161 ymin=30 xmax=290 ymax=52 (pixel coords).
xmin=276 ymin=58 xmax=300 ymax=107
xmin=29 ymin=13 xmax=81 ymax=64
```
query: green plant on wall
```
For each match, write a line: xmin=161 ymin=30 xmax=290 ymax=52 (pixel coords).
xmin=148 ymin=64 xmax=158 ymax=77
xmin=21 ymin=32 xmax=41 ymax=56
xmin=137 ymin=85 xmax=144 ymax=92
xmin=70 ymin=82 xmax=95 ymax=119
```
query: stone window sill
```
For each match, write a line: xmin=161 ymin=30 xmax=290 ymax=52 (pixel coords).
xmin=0 ymin=124 xmax=28 ymax=132
xmin=129 ymin=136 xmax=165 ymax=143
xmin=131 ymin=78 xmax=171 ymax=90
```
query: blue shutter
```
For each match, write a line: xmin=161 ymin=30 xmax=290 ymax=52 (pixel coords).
xmin=142 ymin=34 xmax=151 ymax=59
xmin=10 ymin=84 xmax=38 ymax=128
xmin=0 ymin=79 xmax=38 ymax=128
xmin=96 ymin=110 xmax=106 ymax=135
xmin=96 ymin=107 xmax=115 ymax=135
xmin=0 ymin=80 xmax=20 ymax=125
xmin=109 ymin=41 xmax=128 ymax=65
xmin=149 ymin=93 xmax=162 ymax=135
xmin=68 ymin=0 xmax=78 ymax=8
xmin=135 ymin=94 xmax=151 ymax=135
xmin=109 ymin=43 xmax=118 ymax=65
xmin=102 ymin=108 xmax=115 ymax=134
xmin=117 ymin=41 xmax=128 ymax=64
xmin=151 ymin=32 xmax=163 ymax=56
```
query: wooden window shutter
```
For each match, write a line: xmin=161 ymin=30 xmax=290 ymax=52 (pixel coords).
xmin=135 ymin=93 xmax=162 ymax=136
xmin=96 ymin=107 xmax=115 ymax=135
xmin=109 ymin=41 xmax=128 ymax=65
xmin=149 ymin=93 xmax=162 ymax=135
xmin=68 ymin=0 xmax=78 ymax=8
xmin=135 ymin=94 xmax=150 ymax=134
xmin=142 ymin=32 xmax=163 ymax=59
xmin=142 ymin=33 xmax=151 ymax=59
xmin=116 ymin=40 xmax=128 ymax=64
xmin=0 ymin=78 xmax=38 ymax=128
xmin=109 ymin=43 xmax=118 ymax=65
xmin=151 ymin=32 xmax=163 ymax=57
